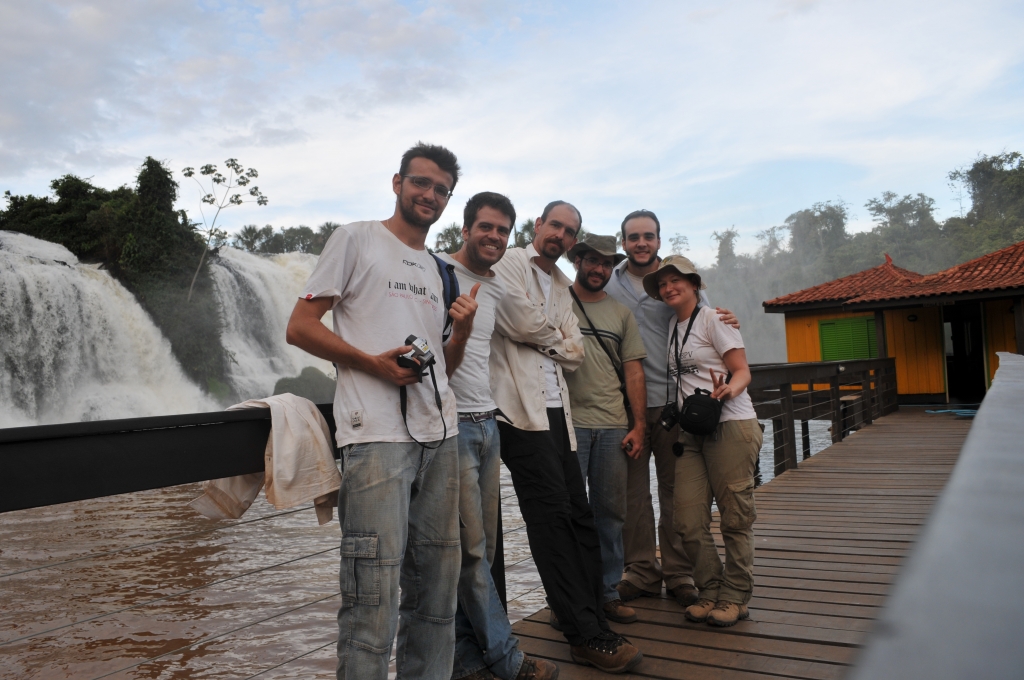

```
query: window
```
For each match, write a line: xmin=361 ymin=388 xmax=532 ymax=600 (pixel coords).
xmin=819 ymin=316 xmax=878 ymax=361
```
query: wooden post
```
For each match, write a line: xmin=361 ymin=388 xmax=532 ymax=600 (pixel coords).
xmin=801 ymin=419 xmax=811 ymax=460
xmin=780 ymin=383 xmax=798 ymax=470
xmin=860 ymin=372 xmax=873 ymax=425
xmin=772 ymin=416 xmax=787 ymax=477
xmin=875 ymin=310 xmax=888 ymax=359
xmin=1015 ymin=297 xmax=1024 ymax=355
xmin=830 ymin=374 xmax=842 ymax=443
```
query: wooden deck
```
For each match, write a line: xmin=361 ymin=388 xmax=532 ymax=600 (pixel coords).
xmin=511 ymin=408 xmax=972 ymax=679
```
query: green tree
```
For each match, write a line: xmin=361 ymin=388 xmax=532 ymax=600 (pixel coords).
xmin=945 ymin=152 xmax=1024 ymax=259
xmin=182 ymin=159 xmax=268 ymax=301
xmin=432 ymin=222 xmax=464 ymax=254
xmin=512 ymin=218 xmax=536 ymax=249
xmin=233 ymin=224 xmax=264 ymax=252
xmin=669 ymin=233 xmax=689 ymax=255
xmin=312 ymin=222 xmax=341 ymax=254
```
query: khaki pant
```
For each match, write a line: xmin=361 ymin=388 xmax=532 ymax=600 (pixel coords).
xmin=674 ymin=418 xmax=762 ymax=605
xmin=621 ymin=406 xmax=695 ymax=593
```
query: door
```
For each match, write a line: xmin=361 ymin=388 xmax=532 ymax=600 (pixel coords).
xmin=942 ymin=302 xmax=986 ymax=403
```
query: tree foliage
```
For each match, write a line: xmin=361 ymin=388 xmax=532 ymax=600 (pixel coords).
xmin=1 ymin=157 xmax=231 ymax=393
xmin=231 ymin=222 xmax=340 ymax=255
xmin=432 ymin=222 xmax=464 ymax=254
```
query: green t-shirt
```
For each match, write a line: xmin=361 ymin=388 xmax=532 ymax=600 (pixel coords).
xmin=566 ymin=295 xmax=647 ymax=428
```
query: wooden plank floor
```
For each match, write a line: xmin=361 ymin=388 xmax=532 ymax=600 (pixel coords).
xmin=511 ymin=408 xmax=972 ymax=679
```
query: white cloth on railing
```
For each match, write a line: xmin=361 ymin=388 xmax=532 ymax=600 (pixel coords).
xmin=188 ymin=393 xmax=341 ymax=525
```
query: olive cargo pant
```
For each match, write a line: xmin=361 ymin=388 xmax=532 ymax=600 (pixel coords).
xmin=674 ymin=418 xmax=762 ymax=605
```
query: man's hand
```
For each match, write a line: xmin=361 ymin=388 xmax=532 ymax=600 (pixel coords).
xmin=371 ymin=346 xmax=423 ymax=386
xmin=715 ymin=307 xmax=740 ymax=329
xmin=622 ymin=428 xmax=644 ymax=459
xmin=449 ymin=283 xmax=480 ymax=343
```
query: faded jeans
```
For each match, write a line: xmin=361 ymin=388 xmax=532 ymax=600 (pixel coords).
xmin=453 ymin=418 xmax=524 ymax=680
xmin=574 ymin=427 xmax=629 ymax=604
xmin=335 ymin=438 xmax=461 ymax=680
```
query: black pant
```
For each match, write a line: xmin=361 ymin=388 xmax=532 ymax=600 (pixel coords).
xmin=499 ymin=408 xmax=610 ymax=645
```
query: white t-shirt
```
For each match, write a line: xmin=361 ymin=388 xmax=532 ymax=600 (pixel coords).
xmin=300 ymin=221 xmax=457 ymax=447
xmin=531 ymin=263 xmax=563 ymax=408
xmin=668 ymin=306 xmax=757 ymax=421
xmin=437 ymin=252 xmax=505 ymax=413
xmin=625 ymin=269 xmax=646 ymax=297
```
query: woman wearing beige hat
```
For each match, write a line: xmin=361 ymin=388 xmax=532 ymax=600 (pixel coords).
xmin=642 ymin=255 xmax=763 ymax=627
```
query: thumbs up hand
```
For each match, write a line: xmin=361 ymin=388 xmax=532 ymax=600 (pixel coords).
xmin=449 ymin=282 xmax=480 ymax=344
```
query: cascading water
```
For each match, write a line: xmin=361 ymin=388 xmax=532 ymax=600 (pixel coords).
xmin=0 ymin=231 xmax=217 ymax=427
xmin=208 ymin=247 xmax=334 ymax=400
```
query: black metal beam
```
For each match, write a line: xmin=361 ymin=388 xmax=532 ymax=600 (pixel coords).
xmin=0 ymin=405 xmax=336 ymax=514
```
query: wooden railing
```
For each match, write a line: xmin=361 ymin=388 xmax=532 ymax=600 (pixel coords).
xmin=748 ymin=358 xmax=899 ymax=479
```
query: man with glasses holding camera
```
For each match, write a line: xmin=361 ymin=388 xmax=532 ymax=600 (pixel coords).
xmin=286 ymin=143 xmax=479 ymax=680
xmin=490 ymin=203 xmax=643 ymax=675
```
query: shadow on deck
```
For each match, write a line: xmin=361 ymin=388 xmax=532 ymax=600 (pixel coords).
xmin=510 ymin=408 xmax=972 ymax=680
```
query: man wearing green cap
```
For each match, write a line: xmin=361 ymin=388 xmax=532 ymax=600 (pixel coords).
xmin=564 ymin=233 xmax=649 ymax=627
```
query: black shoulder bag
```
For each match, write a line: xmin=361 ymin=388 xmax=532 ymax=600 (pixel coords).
xmin=568 ymin=286 xmax=629 ymax=412
xmin=671 ymin=306 xmax=729 ymax=439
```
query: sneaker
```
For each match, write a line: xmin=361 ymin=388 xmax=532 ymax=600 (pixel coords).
xmin=548 ymin=608 xmax=562 ymax=632
xmin=602 ymin=598 xmax=638 ymax=624
xmin=684 ymin=598 xmax=716 ymax=622
xmin=668 ymin=583 xmax=699 ymax=607
xmin=706 ymin=601 xmax=749 ymax=627
xmin=569 ymin=633 xmax=643 ymax=674
xmin=615 ymin=580 xmax=659 ymax=602
xmin=515 ymin=655 xmax=560 ymax=679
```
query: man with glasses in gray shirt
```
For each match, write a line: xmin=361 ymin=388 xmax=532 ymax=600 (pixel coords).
xmin=603 ymin=210 xmax=739 ymax=608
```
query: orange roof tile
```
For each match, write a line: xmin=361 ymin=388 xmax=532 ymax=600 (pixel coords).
xmin=764 ymin=254 xmax=922 ymax=308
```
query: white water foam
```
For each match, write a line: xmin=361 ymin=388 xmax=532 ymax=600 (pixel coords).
xmin=209 ymin=247 xmax=333 ymax=401
xmin=0 ymin=231 xmax=217 ymax=427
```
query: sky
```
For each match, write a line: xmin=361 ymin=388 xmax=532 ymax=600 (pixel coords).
xmin=2 ymin=0 xmax=1023 ymax=265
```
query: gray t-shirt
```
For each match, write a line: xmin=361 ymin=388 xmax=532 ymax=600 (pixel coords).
xmin=438 ymin=253 xmax=506 ymax=413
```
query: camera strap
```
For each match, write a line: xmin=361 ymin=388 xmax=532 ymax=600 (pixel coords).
xmin=568 ymin=286 xmax=629 ymax=410
xmin=669 ymin=305 xmax=702 ymax=403
xmin=399 ymin=362 xmax=447 ymax=450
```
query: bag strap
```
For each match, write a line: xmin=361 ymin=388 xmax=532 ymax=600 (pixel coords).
xmin=669 ymin=305 xmax=702 ymax=403
xmin=432 ymin=254 xmax=460 ymax=342
xmin=568 ymin=286 xmax=626 ymax=386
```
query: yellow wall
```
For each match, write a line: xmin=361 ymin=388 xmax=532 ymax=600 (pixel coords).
xmin=883 ymin=308 xmax=945 ymax=395
xmin=782 ymin=307 xmax=945 ymax=395
xmin=985 ymin=299 xmax=1018 ymax=382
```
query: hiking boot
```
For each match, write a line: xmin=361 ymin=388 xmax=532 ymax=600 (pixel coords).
xmin=615 ymin=580 xmax=659 ymax=602
xmin=706 ymin=601 xmax=749 ymax=627
xmin=602 ymin=598 xmax=638 ymax=624
xmin=515 ymin=655 xmax=560 ymax=679
xmin=668 ymin=583 xmax=699 ymax=607
xmin=569 ymin=633 xmax=643 ymax=674
xmin=684 ymin=598 xmax=716 ymax=622
xmin=548 ymin=608 xmax=562 ymax=632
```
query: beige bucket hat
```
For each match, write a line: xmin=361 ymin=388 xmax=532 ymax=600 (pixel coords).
xmin=566 ymin=234 xmax=627 ymax=265
xmin=642 ymin=254 xmax=707 ymax=300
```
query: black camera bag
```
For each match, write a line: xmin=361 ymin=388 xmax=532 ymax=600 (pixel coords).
xmin=679 ymin=388 xmax=723 ymax=436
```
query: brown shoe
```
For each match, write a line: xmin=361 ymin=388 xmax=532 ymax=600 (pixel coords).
xmin=684 ymin=598 xmax=716 ymax=622
xmin=569 ymin=633 xmax=643 ymax=674
xmin=548 ymin=608 xmax=562 ymax=632
xmin=668 ymin=583 xmax=699 ymax=607
xmin=515 ymin=654 xmax=560 ymax=679
xmin=706 ymin=600 xmax=749 ymax=627
xmin=615 ymin=580 xmax=659 ymax=602
xmin=602 ymin=598 xmax=638 ymax=624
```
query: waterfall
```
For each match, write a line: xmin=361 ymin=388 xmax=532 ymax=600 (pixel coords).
xmin=208 ymin=247 xmax=334 ymax=401
xmin=0 ymin=231 xmax=217 ymax=427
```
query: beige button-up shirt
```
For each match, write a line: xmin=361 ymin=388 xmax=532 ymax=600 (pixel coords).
xmin=489 ymin=244 xmax=585 ymax=449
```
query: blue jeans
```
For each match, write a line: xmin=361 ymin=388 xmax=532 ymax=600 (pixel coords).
xmin=575 ymin=427 xmax=629 ymax=603
xmin=335 ymin=438 xmax=461 ymax=680
xmin=452 ymin=418 xmax=524 ymax=680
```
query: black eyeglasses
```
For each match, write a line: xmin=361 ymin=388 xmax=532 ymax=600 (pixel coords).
xmin=582 ymin=256 xmax=614 ymax=270
xmin=402 ymin=175 xmax=453 ymax=200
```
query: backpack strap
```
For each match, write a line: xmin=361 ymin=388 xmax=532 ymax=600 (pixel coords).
xmin=432 ymin=253 xmax=460 ymax=342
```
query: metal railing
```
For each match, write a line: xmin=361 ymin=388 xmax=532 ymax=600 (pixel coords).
xmin=748 ymin=358 xmax=899 ymax=481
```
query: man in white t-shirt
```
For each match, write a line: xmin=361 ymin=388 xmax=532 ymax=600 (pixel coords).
xmin=439 ymin=192 xmax=558 ymax=680
xmin=286 ymin=143 xmax=479 ymax=680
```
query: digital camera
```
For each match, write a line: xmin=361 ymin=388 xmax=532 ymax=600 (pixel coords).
xmin=397 ymin=335 xmax=435 ymax=382
xmin=658 ymin=402 xmax=679 ymax=431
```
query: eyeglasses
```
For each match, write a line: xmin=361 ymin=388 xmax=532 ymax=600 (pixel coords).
xmin=581 ymin=256 xmax=615 ymax=270
xmin=402 ymin=175 xmax=453 ymax=200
